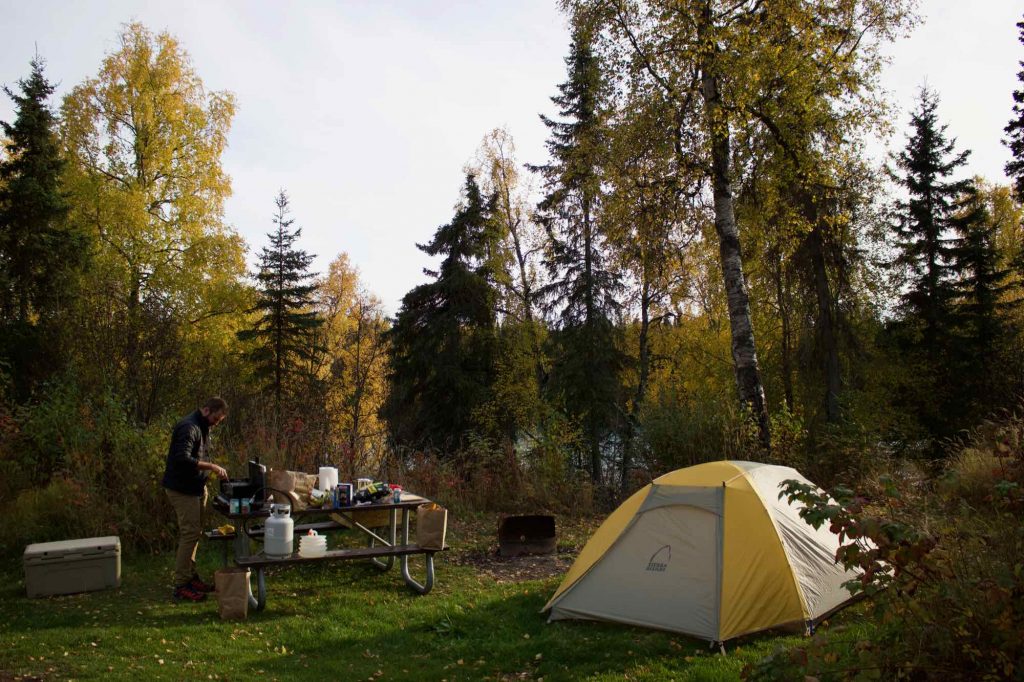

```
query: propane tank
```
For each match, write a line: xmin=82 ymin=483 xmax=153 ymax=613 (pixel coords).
xmin=264 ymin=504 xmax=294 ymax=558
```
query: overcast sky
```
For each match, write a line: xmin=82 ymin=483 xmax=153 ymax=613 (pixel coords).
xmin=2 ymin=1 xmax=1022 ymax=314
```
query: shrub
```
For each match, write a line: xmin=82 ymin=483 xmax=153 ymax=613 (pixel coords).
xmin=0 ymin=378 xmax=176 ymax=555
xmin=637 ymin=385 xmax=755 ymax=471
xmin=390 ymin=416 xmax=595 ymax=517
xmin=744 ymin=406 xmax=1024 ymax=680
xmin=0 ymin=478 xmax=89 ymax=549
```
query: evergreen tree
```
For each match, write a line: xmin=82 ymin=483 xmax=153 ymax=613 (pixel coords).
xmin=950 ymin=185 xmax=1021 ymax=408
xmin=1005 ymin=16 xmax=1024 ymax=203
xmin=0 ymin=57 xmax=89 ymax=399
xmin=384 ymin=174 xmax=500 ymax=451
xmin=0 ymin=57 xmax=86 ymax=324
xmin=530 ymin=23 xmax=624 ymax=484
xmin=891 ymin=88 xmax=970 ymax=357
xmin=238 ymin=190 xmax=323 ymax=420
xmin=890 ymin=89 xmax=993 ymax=443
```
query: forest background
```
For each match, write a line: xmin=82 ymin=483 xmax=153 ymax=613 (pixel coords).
xmin=2 ymin=2 xmax=1024 ymax=678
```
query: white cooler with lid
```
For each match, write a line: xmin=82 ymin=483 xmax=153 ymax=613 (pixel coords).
xmin=23 ymin=536 xmax=121 ymax=598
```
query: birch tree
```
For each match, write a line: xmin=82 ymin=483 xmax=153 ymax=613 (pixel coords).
xmin=318 ymin=253 xmax=390 ymax=477
xmin=568 ymin=0 xmax=915 ymax=448
xmin=61 ymin=22 xmax=245 ymax=421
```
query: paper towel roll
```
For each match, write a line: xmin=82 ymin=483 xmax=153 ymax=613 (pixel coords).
xmin=318 ymin=466 xmax=338 ymax=491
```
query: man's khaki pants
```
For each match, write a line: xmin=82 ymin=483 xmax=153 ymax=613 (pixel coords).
xmin=165 ymin=487 xmax=208 ymax=586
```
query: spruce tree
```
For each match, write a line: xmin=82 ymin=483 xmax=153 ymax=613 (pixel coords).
xmin=530 ymin=23 xmax=623 ymax=484
xmin=384 ymin=174 xmax=500 ymax=451
xmin=238 ymin=190 xmax=323 ymax=420
xmin=0 ymin=57 xmax=88 ymax=398
xmin=889 ymin=89 xmax=1001 ymax=442
xmin=891 ymin=88 xmax=970 ymax=356
xmin=1005 ymin=16 xmax=1024 ymax=203
xmin=0 ymin=57 xmax=86 ymax=324
xmin=950 ymin=185 xmax=1021 ymax=409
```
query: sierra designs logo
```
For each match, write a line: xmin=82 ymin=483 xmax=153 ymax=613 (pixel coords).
xmin=646 ymin=544 xmax=671 ymax=572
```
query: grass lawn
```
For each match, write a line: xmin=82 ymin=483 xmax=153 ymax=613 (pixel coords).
xmin=0 ymin=514 xmax=818 ymax=681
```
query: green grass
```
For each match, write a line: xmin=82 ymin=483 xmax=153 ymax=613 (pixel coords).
xmin=0 ymin=516 xmax=812 ymax=681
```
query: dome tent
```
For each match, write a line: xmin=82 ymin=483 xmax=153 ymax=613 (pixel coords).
xmin=543 ymin=461 xmax=859 ymax=643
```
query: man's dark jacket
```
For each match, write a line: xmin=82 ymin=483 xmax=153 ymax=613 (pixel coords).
xmin=162 ymin=410 xmax=211 ymax=496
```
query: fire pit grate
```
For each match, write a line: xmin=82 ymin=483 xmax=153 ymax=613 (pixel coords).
xmin=498 ymin=515 xmax=556 ymax=557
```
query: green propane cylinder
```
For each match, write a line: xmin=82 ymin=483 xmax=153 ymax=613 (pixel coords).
xmin=265 ymin=504 xmax=294 ymax=558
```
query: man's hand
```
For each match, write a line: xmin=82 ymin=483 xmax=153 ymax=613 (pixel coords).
xmin=199 ymin=461 xmax=229 ymax=479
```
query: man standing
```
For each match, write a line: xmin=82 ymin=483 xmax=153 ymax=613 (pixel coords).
xmin=162 ymin=397 xmax=229 ymax=602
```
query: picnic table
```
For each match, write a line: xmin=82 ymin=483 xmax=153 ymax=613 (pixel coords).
xmin=209 ymin=493 xmax=442 ymax=611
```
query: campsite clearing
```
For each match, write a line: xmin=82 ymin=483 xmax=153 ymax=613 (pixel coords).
xmin=0 ymin=513 xmax=862 ymax=681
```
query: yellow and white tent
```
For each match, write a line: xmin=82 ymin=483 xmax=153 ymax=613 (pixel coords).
xmin=543 ymin=461 xmax=858 ymax=642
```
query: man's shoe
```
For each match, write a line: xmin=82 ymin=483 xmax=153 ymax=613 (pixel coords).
xmin=189 ymin=575 xmax=216 ymax=593
xmin=173 ymin=584 xmax=207 ymax=602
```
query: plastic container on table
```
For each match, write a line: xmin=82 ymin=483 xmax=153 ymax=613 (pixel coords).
xmin=298 ymin=531 xmax=327 ymax=558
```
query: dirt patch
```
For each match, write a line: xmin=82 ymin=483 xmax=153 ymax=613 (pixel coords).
xmin=444 ymin=512 xmax=602 ymax=583
xmin=450 ymin=548 xmax=577 ymax=583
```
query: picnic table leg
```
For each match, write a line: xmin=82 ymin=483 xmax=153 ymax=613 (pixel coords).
xmin=399 ymin=508 xmax=435 ymax=595
xmin=401 ymin=553 xmax=435 ymax=595
xmin=233 ymin=527 xmax=250 ymax=560
xmin=248 ymin=567 xmax=266 ymax=612
xmin=369 ymin=508 xmax=397 ymax=571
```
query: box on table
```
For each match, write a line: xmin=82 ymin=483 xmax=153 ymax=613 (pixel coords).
xmin=23 ymin=536 xmax=121 ymax=598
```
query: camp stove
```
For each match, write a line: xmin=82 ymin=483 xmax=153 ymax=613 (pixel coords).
xmin=219 ymin=459 xmax=267 ymax=511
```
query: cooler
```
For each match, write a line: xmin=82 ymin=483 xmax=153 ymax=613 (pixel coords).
xmin=23 ymin=536 xmax=121 ymax=598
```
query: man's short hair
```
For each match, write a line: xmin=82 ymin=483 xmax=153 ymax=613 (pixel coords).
xmin=203 ymin=397 xmax=228 ymax=414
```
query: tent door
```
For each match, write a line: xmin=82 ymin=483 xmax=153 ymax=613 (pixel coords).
xmin=551 ymin=501 xmax=721 ymax=640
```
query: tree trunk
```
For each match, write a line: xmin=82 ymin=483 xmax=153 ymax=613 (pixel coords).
xmin=700 ymin=58 xmax=771 ymax=449
xmin=17 ymin=285 xmax=28 ymax=325
xmin=582 ymin=198 xmax=602 ymax=483
xmin=126 ymin=270 xmax=143 ymax=422
xmin=773 ymin=247 xmax=795 ymax=412
xmin=623 ymin=275 xmax=652 ymax=497
xmin=505 ymin=191 xmax=546 ymax=397
xmin=808 ymin=222 xmax=841 ymax=422
xmin=350 ymin=311 xmax=364 ymax=462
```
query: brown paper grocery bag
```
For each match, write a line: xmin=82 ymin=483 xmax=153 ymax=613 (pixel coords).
xmin=416 ymin=503 xmax=448 ymax=550
xmin=267 ymin=469 xmax=295 ymax=503
xmin=214 ymin=567 xmax=250 ymax=620
xmin=267 ymin=470 xmax=317 ymax=510
xmin=291 ymin=472 xmax=318 ymax=495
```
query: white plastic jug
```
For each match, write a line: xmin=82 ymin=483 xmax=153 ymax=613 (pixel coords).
xmin=298 ymin=531 xmax=327 ymax=558
xmin=264 ymin=504 xmax=294 ymax=558
xmin=318 ymin=466 xmax=338 ymax=492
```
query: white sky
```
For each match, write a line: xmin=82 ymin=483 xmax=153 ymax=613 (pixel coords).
xmin=1 ymin=1 xmax=1022 ymax=314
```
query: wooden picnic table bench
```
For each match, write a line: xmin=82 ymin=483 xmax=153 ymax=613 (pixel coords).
xmin=210 ymin=494 xmax=442 ymax=611
xmin=236 ymin=543 xmax=444 ymax=611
